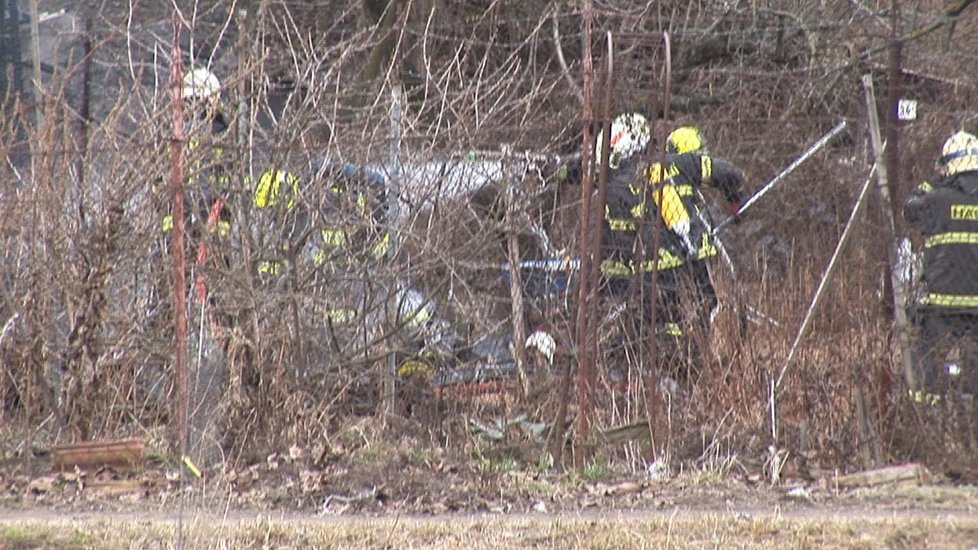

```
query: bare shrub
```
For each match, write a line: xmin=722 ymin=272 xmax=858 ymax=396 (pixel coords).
xmin=3 ymin=0 xmax=978 ymax=480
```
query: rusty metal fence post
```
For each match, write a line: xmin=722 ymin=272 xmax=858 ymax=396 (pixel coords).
xmin=550 ymin=0 xmax=596 ymax=468
xmin=575 ymin=31 xmax=615 ymax=467
xmin=168 ymin=17 xmax=189 ymax=461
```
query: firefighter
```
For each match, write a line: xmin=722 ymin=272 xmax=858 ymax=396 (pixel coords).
xmin=598 ymin=112 xmax=653 ymax=300
xmin=903 ymin=130 xmax=978 ymax=399
xmin=600 ymin=113 xmax=744 ymax=379
xmin=645 ymin=125 xmax=744 ymax=344
xmin=161 ymin=67 xmax=232 ymax=239
xmin=152 ymin=66 xmax=234 ymax=320
xmin=308 ymin=160 xmax=393 ymax=326
xmin=251 ymin=168 xmax=302 ymax=279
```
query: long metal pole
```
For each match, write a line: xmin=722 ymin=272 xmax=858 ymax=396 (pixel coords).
xmin=882 ymin=0 xmax=907 ymax=400
xmin=577 ymin=30 xmax=614 ymax=465
xmin=551 ymin=0 xmax=594 ymax=469
xmin=862 ymin=74 xmax=917 ymax=391
xmin=506 ymin=146 xmax=530 ymax=398
xmin=713 ymin=120 xmax=848 ymax=235
xmin=770 ymin=164 xmax=880 ymax=458
xmin=27 ymin=0 xmax=42 ymax=125
xmin=569 ymin=0 xmax=595 ymax=468
xmin=774 ymin=163 xmax=879 ymax=394
xmin=384 ymin=84 xmax=403 ymax=417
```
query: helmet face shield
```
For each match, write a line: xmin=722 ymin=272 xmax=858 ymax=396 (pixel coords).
xmin=666 ymin=126 xmax=706 ymax=155
xmin=181 ymin=68 xmax=221 ymax=103
xmin=939 ymin=131 xmax=978 ymax=176
xmin=598 ymin=112 xmax=650 ymax=168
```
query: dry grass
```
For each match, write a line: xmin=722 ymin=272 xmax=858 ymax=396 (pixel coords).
xmin=1 ymin=509 xmax=977 ymax=549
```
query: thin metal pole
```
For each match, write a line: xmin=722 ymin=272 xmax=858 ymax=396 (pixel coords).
xmin=885 ymin=0 xmax=903 ymax=228
xmin=881 ymin=0 xmax=906 ymax=404
xmin=862 ymin=73 xmax=916 ymax=391
xmin=576 ymin=30 xmax=614 ymax=464
xmin=0 ymin=0 xmax=9 ymax=95
xmin=774 ymin=163 xmax=880 ymax=394
xmin=27 ymin=0 xmax=42 ymax=125
xmin=714 ymin=121 xmax=848 ymax=235
xmin=551 ymin=0 xmax=595 ymax=468
xmin=505 ymin=146 xmax=530 ymax=399
xmin=74 ymin=16 xmax=92 ymax=188
xmin=384 ymin=84 xmax=403 ymax=417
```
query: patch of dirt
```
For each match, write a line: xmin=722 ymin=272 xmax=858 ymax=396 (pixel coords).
xmin=3 ymin=418 xmax=978 ymax=522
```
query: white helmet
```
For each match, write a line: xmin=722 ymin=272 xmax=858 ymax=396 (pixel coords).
xmin=597 ymin=112 xmax=650 ymax=169
xmin=181 ymin=68 xmax=221 ymax=101
xmin=939 ymin=130 xmax=978 ymax=176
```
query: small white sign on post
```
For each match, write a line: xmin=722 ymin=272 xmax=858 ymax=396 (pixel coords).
xmin=897 ymin=99 xmax=917 ymax=121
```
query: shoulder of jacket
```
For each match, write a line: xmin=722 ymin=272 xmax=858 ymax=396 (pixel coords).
xmin=955 ymin=171 xmax=978 ymax=183
xmin=952 ymin=171 xmax=978 ymax=194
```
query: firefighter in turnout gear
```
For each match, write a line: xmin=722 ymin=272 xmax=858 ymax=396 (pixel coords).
xmin=311 ymin=161 xmax=393 ymax=326
xmin=600 ymin=113 xmax=744 ymax=379
xmin=599 ymin=112 xmax=654 ymax=298
xmin=903 ymin=130 xmax=978 ymax=398
xmin=153 ymin=66 xmax=234 ymax=322
xmin=161 ymin=67 xmax=232 ymax=242
xmin=252 ymin=168 xmax=302 ymax=278
xmin=644 ymin=125 xmax=744 ymax=344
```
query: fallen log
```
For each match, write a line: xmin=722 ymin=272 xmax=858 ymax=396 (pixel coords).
xmin=833 ymin=463 xmax=933 ymax=488
xmin=50 ymin=438 xmax=146 ymax=472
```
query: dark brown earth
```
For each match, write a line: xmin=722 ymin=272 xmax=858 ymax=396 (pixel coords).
xmin=3 ymin=424 xmax=977 ymax=523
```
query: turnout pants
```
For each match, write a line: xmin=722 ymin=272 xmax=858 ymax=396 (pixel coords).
xmin=913 ymin=310 xmax=978 ymax=397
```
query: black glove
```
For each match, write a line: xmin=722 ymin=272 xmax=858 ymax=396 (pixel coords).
xmin=727 ymin=200 xmax=742 ymax=224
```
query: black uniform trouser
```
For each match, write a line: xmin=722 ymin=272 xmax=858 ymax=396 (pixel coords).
xmin=597 ymin=259 xmax=717 ymax=332
xmin=645 ymin=260 xmax=716 ymax=334
xmin=598 ymin=259 xmax=717 ymax=381
xmin=913 ymin=310 xmax=978 ymax=396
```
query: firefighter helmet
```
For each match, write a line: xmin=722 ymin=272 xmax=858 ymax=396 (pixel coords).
xmin=939 ymin=130 xmax=978 ymax=176
xmin=666 ymin=126 xmax=707 ymax=155
xmin=597 ymin=112 xmax=650 ymax=169
xmin=181 ymin=68 xmax=221 ymax=101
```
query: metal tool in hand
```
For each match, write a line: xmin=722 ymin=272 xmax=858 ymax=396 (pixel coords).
xmin=713 ymin=120 xmax=848 ymax=235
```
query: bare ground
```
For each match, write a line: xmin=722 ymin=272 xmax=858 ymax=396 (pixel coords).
xmin=3 ymin=443 xmax=978 ymax=548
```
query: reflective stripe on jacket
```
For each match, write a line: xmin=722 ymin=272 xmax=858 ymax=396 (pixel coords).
xmin=314 ymin=179 xmax=392 ymax=267
xmin=253 ymin=170 xmax=300 ymax=209
xmin=904 ymin=172 xmax=978 ymax=311
xmin=601 ymin=152 xmax=742 ymax=276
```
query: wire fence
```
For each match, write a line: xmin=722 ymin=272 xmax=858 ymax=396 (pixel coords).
xmin=2 ymin=0 xmax=978 ymax=477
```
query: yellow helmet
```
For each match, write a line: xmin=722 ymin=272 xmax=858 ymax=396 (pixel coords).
xmin=666 ymin=126 xmax=707 ymax=155
xmin=939 ymin=130 xmax=978 ymax=176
